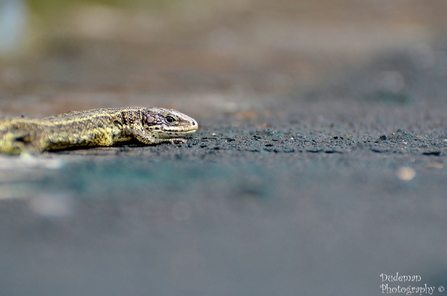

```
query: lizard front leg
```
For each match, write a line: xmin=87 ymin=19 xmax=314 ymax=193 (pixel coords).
xmin=123 ymin=128 xmax=187 ymax=145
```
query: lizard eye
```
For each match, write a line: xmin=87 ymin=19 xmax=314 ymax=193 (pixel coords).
xmin=166 ymin=115 xmax=176 ymax=123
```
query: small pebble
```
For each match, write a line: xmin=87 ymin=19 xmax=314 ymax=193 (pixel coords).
xmin=396 ymin=167 xmax=416 ymax=181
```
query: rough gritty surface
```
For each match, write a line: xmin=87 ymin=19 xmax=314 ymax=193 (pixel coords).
xmin=1 ymin=43 xmax=447 ymax=296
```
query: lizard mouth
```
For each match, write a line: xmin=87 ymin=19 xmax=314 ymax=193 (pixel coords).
xmin=179 ymin=119 xmax=199 ymax=133
xmin=157 ymin=121 xmax=198 ymax=138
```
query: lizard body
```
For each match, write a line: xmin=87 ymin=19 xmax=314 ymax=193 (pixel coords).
xmin=0 ymin=107 xmax=198 ymax=154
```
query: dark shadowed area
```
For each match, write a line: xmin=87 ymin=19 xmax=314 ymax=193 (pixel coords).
xmin=1 ymin=0 xmax=447 ymax=295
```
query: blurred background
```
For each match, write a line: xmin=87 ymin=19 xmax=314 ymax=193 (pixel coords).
xmin=0 ymin=0 xmax=446 ymax=118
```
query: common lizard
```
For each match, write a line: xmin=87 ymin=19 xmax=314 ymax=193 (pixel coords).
xmin=0 ymin=107 xmax=198 ymax=154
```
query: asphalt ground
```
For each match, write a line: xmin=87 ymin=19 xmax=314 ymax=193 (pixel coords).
xmin=1 ymin=40 xmax=447 ymax=296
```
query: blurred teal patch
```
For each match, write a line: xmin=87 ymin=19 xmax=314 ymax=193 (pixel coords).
xmin=365 ymin=90 xmax=416 ymax=105
xmin=41 ymin=158 xmax=278 ymax=201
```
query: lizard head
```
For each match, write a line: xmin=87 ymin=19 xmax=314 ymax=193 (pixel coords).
xmin=142 ymin=108 xmax=198 ymax=139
